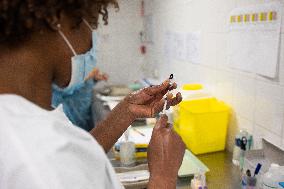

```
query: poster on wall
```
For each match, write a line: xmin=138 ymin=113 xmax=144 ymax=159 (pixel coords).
xmin=164 ymin=31 xmax=201 ymax=64
xmin=164 ymin=31 xmax=175 ymax=60
xmin=186 ymin=32 xmax=201 ymax=64
xmin=228 ymin=2 xmax=282 ymax=78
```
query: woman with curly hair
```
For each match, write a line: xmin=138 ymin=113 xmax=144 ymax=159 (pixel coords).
xmin=1 ymin=0 xmax=111 ymax=131
xmin=0 ymin=1 xmax=185 ymax=189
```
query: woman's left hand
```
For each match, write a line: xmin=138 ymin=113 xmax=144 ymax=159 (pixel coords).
xmin=124 ymin=80 xmax=182 ymax=119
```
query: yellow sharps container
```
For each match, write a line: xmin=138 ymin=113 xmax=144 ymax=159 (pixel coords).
xmin=174 ymin=84 xmax=230 ymax=155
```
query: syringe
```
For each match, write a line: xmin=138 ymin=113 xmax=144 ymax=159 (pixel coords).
xmin=162 ymin=74 xmax=174 ymax=114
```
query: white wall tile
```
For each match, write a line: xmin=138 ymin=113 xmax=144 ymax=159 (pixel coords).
xmin=232 ymin=73 xmax=256 ymax=120
xmin=254 ymin=81 xmax=284 ymax=136
xmin=97 ymin=0 xmax=144 ymax=84
xmin=254 ymin=102 xmax=284 ymax=136
xmin=279 ymin=34 xmax=284 ymax=86
xmin=214 ymin=70 xmax=235 ymax=104
xmin=254 ymin=125 xmax=282 ymax=148
xmin=236 ymin=0 xmax=266 ymax=7
xmin=144 ymin=0 xmax=153 ymax=16
xmin=216 ymin=33 xmax=229 ymax=70
xmin=200 ymin=33 xmax=218 ymax=68
xmin=237 ymin=116 xmax=254 ymax=133
xmin=255 ymin=81 xmax=284 ymax=102
xmin=152 ymin=0 xmax=186 ymax=14
xmin=145 ymin=0 xmax=284 ymax=149
xmin=273 ymin=1 xmax=284 ymax=34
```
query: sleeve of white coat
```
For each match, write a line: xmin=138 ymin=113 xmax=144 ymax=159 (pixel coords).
xmin=0 ymin=95 xmax=124 ymax=189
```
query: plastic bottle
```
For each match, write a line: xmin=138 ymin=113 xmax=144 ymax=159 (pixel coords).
xmin=120 ymin=128 xmax=136 ymax=166
xmin=232 ymin=130 xmax=249 ymax=166
xmin=262 ymin=164 xmax=284 ymax=189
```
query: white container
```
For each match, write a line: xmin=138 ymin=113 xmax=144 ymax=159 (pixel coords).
xmin=262 ymin=164 xmax=284 ymax=189
xmin=180 ymin=84 xmax=212 ymax=101
xmin=120 ymin=141 xmax=136 ymax=166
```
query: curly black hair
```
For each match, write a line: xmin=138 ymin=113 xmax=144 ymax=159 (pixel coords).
xmin=0 ymin=0 xmax=118 ymax=44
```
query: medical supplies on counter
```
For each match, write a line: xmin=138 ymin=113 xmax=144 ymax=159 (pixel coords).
xmin=241 ymin=163 xmax=262 ymax=189
xmin=261 ymin=164 xmax=284 ymax=189
xmin=190 ymin=171 xmax=207 ymax=189
xmin=232 ymin=129 xmax=253 ymax=169
xmin=232 ymin=129 xmax=253 ymax=174
xmin=114 ymin=164 xmax=150 ymax=189
xmin=114 ymin=126 xmax=153 ymax=159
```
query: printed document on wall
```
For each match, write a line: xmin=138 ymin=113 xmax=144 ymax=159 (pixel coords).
xmin=186 ymin=32 xmax=201 ymax=64
xmin=228 ymin=3 xmax=282 ymax=78
xmin=164 ymin=31 xmax=201 ymax=64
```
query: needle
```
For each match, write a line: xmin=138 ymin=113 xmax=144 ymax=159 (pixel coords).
xmin=132 ymin=128 xmax=145 ymax=137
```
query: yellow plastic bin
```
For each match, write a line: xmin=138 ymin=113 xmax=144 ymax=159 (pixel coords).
xmin=174 ymin=97 xmax=230 ymax=155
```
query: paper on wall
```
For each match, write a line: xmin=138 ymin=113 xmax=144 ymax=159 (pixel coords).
xmin=186 ymin=32 xmax=201 ymax=64
xmin=164 ymin=31 xmax=175 ymax=60
xmin=173 ymin=32 xmax=186 ymax=61
xmin=163 ymin=31 xmax=201 ymax=64
xmin=228 ymin=2 xmax=282 ymax=78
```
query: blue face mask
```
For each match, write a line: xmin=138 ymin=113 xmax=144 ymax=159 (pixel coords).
xmin=57 ymin=20 xmax=97 ymax=87
xmin=52 ymin=20 xmax=97 ymax=131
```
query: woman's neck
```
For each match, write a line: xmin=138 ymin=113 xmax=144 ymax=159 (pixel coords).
xmin=0 ymin=31 xmax=58 ymax=110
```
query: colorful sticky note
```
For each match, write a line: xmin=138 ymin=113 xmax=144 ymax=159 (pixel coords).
xmin=252 ymin=13 xmax=258 ymax=22
xmin=269 ymin=11 xmax=277 ymax=21
xmin=237 ymin=15 xmax=243 ymax=22
xmin=244 ymin=14 xmax=250 ymax=22
xmin=230 ymin=16 xmax=236 ymax=23
xmin=260 ymin=12 xmax=267 ymax=21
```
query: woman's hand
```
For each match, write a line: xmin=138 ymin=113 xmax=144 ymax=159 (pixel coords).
xmin=124 ymin=80 xmax=182 ymax=119
xmin=85 ymin=68 xmax=109 ymax=81
xmin=147 ymin=115 xmax=186 ymax=189
xmin=91 ymin=80 xmax=182 ymax=152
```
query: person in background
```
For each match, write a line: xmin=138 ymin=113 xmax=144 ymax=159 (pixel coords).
xmin=52 ymin=8 xmax=108 ymax=131
xmin=49 ymin=2 xmax=108 ymax=131
xmin=52 ymin=66 xmax=109 ymax=131
xmin=0 ymin=0 xmax=185 ymax=189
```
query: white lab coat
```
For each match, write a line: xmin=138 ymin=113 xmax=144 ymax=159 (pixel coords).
xmin=0 ymin=95 xmax=124 ymax=189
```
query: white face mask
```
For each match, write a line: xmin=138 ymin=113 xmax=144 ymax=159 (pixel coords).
xmin=56 ymin=19 xmax=97 ymax=89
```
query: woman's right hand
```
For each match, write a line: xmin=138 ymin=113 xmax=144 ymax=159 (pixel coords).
xmin=147 ymin=115 xmax=185 ymax=189
xmin=85 ymin=68 xmax=109 ymax=82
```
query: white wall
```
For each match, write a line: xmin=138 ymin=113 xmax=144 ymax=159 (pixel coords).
xmin=96 ymin=0 xmax=144 ymax=85
xmin=145 ymin=0 xmax=284 ymax=151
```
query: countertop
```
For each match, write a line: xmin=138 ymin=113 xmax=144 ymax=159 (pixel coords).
xmin=109 ymin=151 xmax=241 ymax=189
xmin=92 ymin=94 xmax=241 ymax=189
xmin=177 ymin=151 xmax=241 ymax=189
